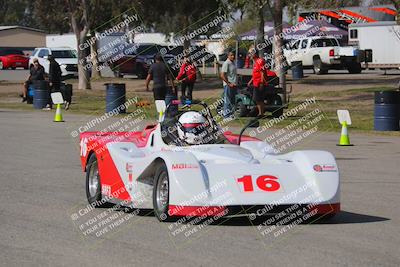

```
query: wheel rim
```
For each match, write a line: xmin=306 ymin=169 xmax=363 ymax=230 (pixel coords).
xmin=88 ymin=161 xmax=99 ymax=197
xmin=156 ymin=171 xmax=169 ymax=211
xmin=0 ymin=62 xmax=3 ymax=69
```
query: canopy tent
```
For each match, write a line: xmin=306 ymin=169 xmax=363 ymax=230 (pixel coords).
xmin=239 ymin=20 xmax=348 ymax=42
xmin=239 ymin=22 xmax=290 ymax=41
xmin=282 ymin=19 xmax=348 ymax=41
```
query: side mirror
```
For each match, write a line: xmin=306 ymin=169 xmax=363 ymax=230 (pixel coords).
xmin=43 ymin=56 xmax=48 ymax=60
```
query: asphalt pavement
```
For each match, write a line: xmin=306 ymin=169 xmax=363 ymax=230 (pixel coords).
xmin=0 ymin=109 xmax=399 ymax=266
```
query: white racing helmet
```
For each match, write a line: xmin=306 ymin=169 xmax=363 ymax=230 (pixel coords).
xmin=177 ymin=111 xmax=208 ymax=145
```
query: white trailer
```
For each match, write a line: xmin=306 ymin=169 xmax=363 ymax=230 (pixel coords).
xmin=46 ymin=33 xmax=77 ymax=49
xmin=349 ymin=21 xmax=400 ymax=69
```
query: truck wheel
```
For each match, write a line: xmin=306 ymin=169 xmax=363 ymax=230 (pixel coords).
xmin=235 ymin=101 xmax=248 ymax=117
xmin=153 ymin=163 xmax=172 ymax=222
xmin=86 ymin=153 xmax=106 ymax=207
xmin=313 ymin=58 xmax=327 ymax=75
xmin=137 ymin=65 xmax=147 ymax=79
xmin=113 ymin=69 xmax=123 ymax=78
xmin=347 ymin=62 xmax=362 ymax=74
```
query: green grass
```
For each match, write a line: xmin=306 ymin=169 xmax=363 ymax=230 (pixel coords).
xmin=1 ymin=86 xmax=399 ymax=136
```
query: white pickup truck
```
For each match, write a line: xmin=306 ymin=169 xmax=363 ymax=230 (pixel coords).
xmin=283 ymin=36 xmax=362 ymax=74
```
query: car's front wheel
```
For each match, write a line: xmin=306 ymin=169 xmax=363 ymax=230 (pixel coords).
xmin=86 ymin=153 xmax=105 ymax=207
xmin=153 ymin=163 xmax=172 ymax=222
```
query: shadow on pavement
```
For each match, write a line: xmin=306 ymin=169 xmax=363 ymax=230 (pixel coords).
xmin=208 ymin=211 xmax=389 ymax=226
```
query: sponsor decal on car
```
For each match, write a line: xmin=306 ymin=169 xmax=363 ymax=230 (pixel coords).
xmin=313 ymin=164 xmax=337 ymax=172
xmin=126 ymin=163 xmax=133 ymax=173
xmin=172 ymin=163 xmax=199 ymax=170
xmin=102 ymin=184 xmax=111 ymax=196
xmin=126 ymin=163 xmax=134 ymax=190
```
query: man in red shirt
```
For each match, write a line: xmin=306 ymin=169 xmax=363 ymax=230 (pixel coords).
xmin=247 ymin=49 xmax=268 ymax=117
xmin=176 ymin=56 xmax=197 ymax=101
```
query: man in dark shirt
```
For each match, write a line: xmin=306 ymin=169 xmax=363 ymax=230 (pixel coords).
xmin=48 ymin=55 xmax=62 ymax=92
xmin=145 ymin=54 xmax=175 ymax=101
xmin=43 ymin=55 xmax=62 ymax=110
xmin=22 ymin=58 xmax=45 ymax=102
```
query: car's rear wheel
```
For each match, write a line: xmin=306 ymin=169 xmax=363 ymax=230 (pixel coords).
xmin=313 ymin=57 xmax=328 ymax=75
xmin=113 ymin=69 xmax=123 ymax=78
xmin=86 ymin=153 xmax=105 ymax=207
xmin=347 ymin=62 xmax=362 ymax=74
xmin=137 ymin=65 xmax=147 ymax=79
xmin=153 ymin=163 xmax=172 ymax=222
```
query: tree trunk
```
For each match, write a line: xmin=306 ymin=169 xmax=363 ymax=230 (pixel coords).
xmin=183 ymin=15 xmax=190 ymax=52
xmin=68 ymin=0 xmax=91 ymax=90
xmin=256 ymin=1 xmax=265 ymax=56
xmin=77 ymin=32 xmax=91 ymax=90
xmin=90 ymin=37 xmax=101 ymax=79
xmin=393 ymin=1 xmax=400 ymax=25
xmin=273 ymin=0 xmax=286 ymax=103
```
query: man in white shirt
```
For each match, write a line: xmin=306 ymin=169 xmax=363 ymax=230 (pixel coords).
xmin=220 ymin=52 xmax=237 ymax=119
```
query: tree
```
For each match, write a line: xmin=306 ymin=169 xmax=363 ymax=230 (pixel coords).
xmin=137 ymin=0 xmax=221 ymax=50
xmin=66 ymin=0 xmax=91 ymax=90
xmin=33 ymin=0 xmax=70 ymax=33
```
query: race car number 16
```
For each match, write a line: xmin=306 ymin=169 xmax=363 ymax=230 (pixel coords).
xmin=237 ymin=175 xmax=280 ymax=192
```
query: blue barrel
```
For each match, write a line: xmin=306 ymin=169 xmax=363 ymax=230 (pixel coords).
xmin=374 ymin=91 xmax=400 ymax=131
xmin=291 ymin=61 xmax=304 ymax=80
xmin=105 ymin=83 xmax=126 ymax=113
xmin=33 ymin=80 xmax=50 ymax=109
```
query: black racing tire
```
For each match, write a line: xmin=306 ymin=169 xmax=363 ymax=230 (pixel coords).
xmin=313 ymin=57 xmax=328 ymax=75
xmin=85 ymin=153 xmax=106 ymax=207
xmin=347 ymin=62 xmax=362 ymax=74
xmin=235 ymin=101 xmax=248 ymax=117
xmin=153 ymin=162 xmax=172 ymax=222
xmin=11 ymin=67 xmax=16 ymax=70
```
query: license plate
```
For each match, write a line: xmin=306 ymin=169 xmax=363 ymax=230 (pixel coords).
xmin=16 ymin=62 xmax=22 ymax=65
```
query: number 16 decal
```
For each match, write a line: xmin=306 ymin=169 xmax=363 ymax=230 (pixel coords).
xmin=237 ymin=175 xmax=281 ymax=192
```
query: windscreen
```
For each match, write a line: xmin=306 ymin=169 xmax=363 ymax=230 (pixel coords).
xmin=51 ymin=50 xmax=77 ymax=58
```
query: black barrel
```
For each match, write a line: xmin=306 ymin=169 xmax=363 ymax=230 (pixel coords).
xmin=105 ymin=83 xmax=126 ymax=113
xmin=33 ymin=80 xmax=50 ymax=109
xmin=60 ymin=83 xmax=73 ymax=103
xmin=374 ymin=91 xmax=400 ymax=131
xmin=291 ymin=61 xmax=304 ymax=80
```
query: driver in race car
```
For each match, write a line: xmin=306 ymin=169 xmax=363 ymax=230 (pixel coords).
xmin=177 ymin=111 xmax=209 ymax=145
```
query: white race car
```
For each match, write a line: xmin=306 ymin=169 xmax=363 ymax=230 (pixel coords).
xmin=79 ymin=101 xmax=340 ymax=222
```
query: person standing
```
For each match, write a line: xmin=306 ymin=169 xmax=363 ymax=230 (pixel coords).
xmin=176 ymin=57 xmax=196 ymax=101
xmin=45 ymin=55 xmax=62 ymax=110
xmin=145 ymin=54 xmax=175 ymax=104
xmin=21 ymin=58 xmax=45 ymax=102
xmin=220 ymin=52 xmax=237 ymax=119
xmin=247 ymin=49 xmax=268 ymax=117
